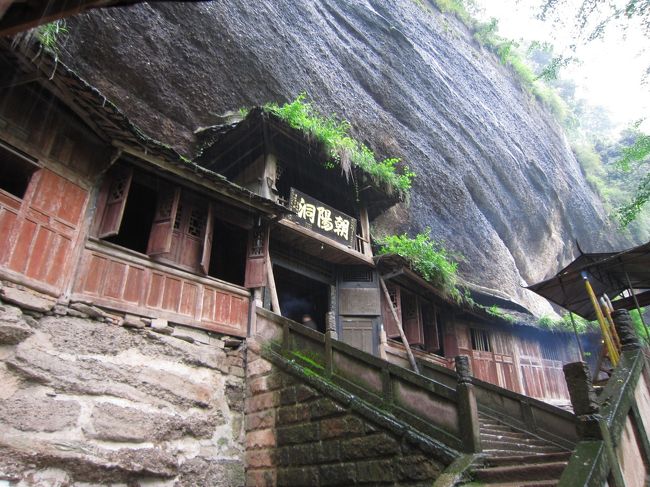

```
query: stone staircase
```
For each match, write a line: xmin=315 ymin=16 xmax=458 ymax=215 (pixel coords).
xmin=460 ymin=412 xmax=571 ymax=486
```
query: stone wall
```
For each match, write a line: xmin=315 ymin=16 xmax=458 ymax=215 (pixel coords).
xmin=0 ymin=284 xmax=246 ymax=486
xmin=245 ymin=340 xmax=446 ymax=486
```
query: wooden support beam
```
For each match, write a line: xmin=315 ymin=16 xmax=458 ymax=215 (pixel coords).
xmin=379 ymin=276 xmax=419 ymax=374
xmin=266 ymin=252 xmax=281 ymax=315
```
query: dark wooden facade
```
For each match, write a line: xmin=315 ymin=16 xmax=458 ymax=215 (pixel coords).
xmin=0 ymin=46 xmax=285 ymax=338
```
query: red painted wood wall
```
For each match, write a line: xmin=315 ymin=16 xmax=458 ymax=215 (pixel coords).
xmin=0 ymin=168 xmax=88 ymax=294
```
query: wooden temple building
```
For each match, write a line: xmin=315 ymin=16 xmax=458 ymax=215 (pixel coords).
xmin=0 ymin=39 xmax=601 ymax=407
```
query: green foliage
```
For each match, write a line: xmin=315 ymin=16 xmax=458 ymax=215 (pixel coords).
xmin=485 ymin=305 xmax=517 ymax=324
xmin=376 ymin=229 xmax=460 ymax=301
xmin=264 ymin=94 xmax=414 ymax=195
xmin=567 ymin=132 xmax=650 ymax=239
xmin=537 ymin=313 xmax=598 ymax=334
xmin=431 ymin=0 xmax=475 ymax=24
xmin=613 ymin=125 xmax=650 ymax=226
xmin=471 ymin=18 xmax=571 ymax=123
xmin=630 ymin=307 xmax=650 ymax=344
xmin=36 ymin=20 xmax=68 ymax=56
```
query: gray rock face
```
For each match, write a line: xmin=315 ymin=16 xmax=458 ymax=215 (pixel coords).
xmin=89 ymin=402 xmax=220 ymax=442
xmin=0 ymin=287 xmax=54 ymax=313
xmin=0 ymin=394 xmax=80 ymax=432
xmin=0 ymin=304 xmax=33 ymax=344
xmin=60 ymin=0 xmax=626 ymax=314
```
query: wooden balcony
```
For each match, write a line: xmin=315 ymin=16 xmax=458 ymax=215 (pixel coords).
xmin=72 ymin=239 xmax=250 ymax=336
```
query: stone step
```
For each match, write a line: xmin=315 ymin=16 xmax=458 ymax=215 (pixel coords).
xmin=473 ymin=461 xmax=568 ymax=483
xmin=480 ymin=424 xmax=527 ymax=433
xmin=480 ymin=481 xmax=559 ymax=486
xmin=483 ymin=452 xmax=572 ymax=467
xmin=479 ymin=422 xmax=527 ymax=432
xmin=481 ymin=439 xmax=561 ymax=453
xmin=482 ymin=448 xmax=560 ymax=457
xmin=480 ymin=432 xmax=555 ymax=446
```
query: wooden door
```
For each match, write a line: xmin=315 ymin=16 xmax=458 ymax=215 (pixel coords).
xmin=401 ymin=291 xmax=424 ymax=346
xmin=381 ymin=284 xmax=401 ymax=339
xmin=341 ymin=318 xmax=375 ymax=355
xmin=519 ymin=355 xmax=548 ymax=399
xmin=492 ymin=330 xmax=519 ymax=393
xmin=97 ymin=167 xmax=132 ymax=238
xmin=338 ymin=266 xmax=380 ymax=355
xmin=421 ymin=302 xmax=440 ymax=353
xmin=152 ymin=193 xmax=208 ymax=273
xmin=2 ymin=168 xmax=88 ymax=293
xmin=147 ymin=186 xmax=180 ymax=256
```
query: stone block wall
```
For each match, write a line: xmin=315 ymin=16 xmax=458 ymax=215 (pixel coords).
xmin=0 ymin=285 xmax=246 ymax=486
xmin=245 ymin=340 xmax=446 ymax=486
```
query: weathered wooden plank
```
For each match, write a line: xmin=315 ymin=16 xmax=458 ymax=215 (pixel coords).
xmin=179 ymin=282 xmax=198 ymax=316
xmin=123 ymin=265 xmax=145 ymax=303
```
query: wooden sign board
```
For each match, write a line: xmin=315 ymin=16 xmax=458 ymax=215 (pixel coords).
xmin=287 ymin=188 xmax=357 ymax=248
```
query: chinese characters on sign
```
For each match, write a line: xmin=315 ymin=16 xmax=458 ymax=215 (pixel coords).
xmin=288 ymin=188 xmax=357 ymax=247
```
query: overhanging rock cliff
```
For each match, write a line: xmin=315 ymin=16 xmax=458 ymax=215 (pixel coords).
xmin=59 ymin=0 xmax=623 ymax=315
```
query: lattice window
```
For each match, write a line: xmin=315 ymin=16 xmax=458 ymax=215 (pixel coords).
xmin=389 ymin=288 xmax=399 ymax=309
xmin=188 ymin=208 xmax=206 ymax=237
xmin=540 ymin=341 xmax=561 ymax=361
xmin=470 ymin=328 xmax=492 ymax=352
xmin=340 ymin=267 xmax=373 ymax=282
xmin=157 ymin=193 xmax=175 ymax=219
xmin=250 ymin=228 xmax=265 ymax=257
xmin=173 ymin=203 xmax=183 ymax=230
xmin=109 ymin=175 xmax=129 ymax=203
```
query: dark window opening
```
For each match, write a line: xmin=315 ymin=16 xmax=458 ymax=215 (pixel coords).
xmin=104 ymin=180 xmax=156 ymax=253
xmin=0 ymin=143 xmax=39 ymax=199
xmin=274 ymin=265 xmax=329 ymax=332
xmin=274 ymin=156 xmax=357 ymax=218
xmin=208 ymin=219 xmax=247 ymax=286
xmin=470 ymin=328 xmax=491 ymax=352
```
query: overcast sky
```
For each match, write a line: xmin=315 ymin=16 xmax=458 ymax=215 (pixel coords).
xmin=475 ymin=0 xmax=650 ymax=135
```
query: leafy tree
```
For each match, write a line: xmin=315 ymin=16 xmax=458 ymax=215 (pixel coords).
xmin=615 ymin=123 xmax=650 ymax=225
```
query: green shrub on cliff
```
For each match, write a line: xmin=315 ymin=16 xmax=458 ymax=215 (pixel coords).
xmin=537 ymin=313 xmax=597 ymax=334
xmin=36 ymin=20 xmax=68 ymax=56
xmin=264 ymin=94 xmax=414 ymax=196
xmin=376 ymin=230 xmax=460 ymax=301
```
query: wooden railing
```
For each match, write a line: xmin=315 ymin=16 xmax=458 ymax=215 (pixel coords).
xmin=558 ymin=310 xmax=650 ymax=486
xmin=73 ymin=239 xmax=250 ymax=336
xmin=255 ymin=307 xmax=481 ymax=453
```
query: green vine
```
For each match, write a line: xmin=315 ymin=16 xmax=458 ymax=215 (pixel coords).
xmin=263 ymin=94 xmax=414 ymax=196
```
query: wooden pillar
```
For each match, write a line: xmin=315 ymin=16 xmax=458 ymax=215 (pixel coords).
xmin=455 ymin=355 xmax=481 ymax=453
xmin=359 ymin=206 xmax=372 ymax=257
xmin=261 ymin=152 xmax=279 ymax=201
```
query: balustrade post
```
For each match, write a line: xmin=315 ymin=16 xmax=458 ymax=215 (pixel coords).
xmin=282 ymin=321 xmax=289 ymax=352
xmin=563 ymin=361 xmax=602 ymax=440
xmin=455 ymin=355 xmax=481 ymax=453
xmin=612 ymin=309 xmax=641 ymax=352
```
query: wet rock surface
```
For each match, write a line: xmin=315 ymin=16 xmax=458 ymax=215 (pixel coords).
xmin=60 ymin=0 xmax=628 ymax=314
xmin=0 ymin=301 xmax=245 ymax=486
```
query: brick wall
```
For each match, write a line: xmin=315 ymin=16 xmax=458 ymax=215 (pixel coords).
xmin=246 ymin=340 xmax=446 ymax=486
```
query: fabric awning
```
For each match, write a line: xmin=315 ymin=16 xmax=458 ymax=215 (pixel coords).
xmin=527 ymin=241 xmax=650 ymax=320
